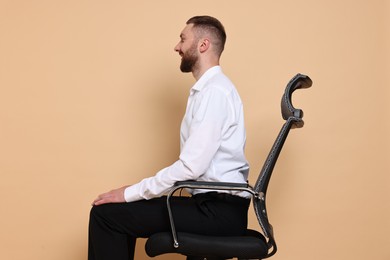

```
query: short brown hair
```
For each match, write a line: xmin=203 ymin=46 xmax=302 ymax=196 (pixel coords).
xmin=186 ymin=15 xmax=226 ymax=56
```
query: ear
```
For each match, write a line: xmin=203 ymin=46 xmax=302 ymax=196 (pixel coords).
xmin=199 ymin=38 xmax=210 ymax=53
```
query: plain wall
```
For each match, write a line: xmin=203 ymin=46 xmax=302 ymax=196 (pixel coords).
xmin=0 ymin=1 xmax=388 ymax=260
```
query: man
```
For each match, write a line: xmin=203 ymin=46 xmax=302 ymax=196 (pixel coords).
xmin=88 ymin=16 xmax=250 ymax=260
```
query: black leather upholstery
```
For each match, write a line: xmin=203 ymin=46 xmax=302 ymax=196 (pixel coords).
xmin=145 ymin=74 xmax=312 ymax=259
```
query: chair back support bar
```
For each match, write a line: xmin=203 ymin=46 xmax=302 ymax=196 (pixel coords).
xmin=254 ymin=74 xmax=312 ymax=257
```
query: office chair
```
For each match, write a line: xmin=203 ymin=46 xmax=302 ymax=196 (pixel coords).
xmin=145 ymin=73 xmax=312 ymax=260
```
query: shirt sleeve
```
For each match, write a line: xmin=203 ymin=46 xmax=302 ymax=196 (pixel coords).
xmin=124 ymin=87 xmax=232 ymax=202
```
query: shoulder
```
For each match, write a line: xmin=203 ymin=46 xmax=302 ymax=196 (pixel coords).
xmin=203 ymin=72 xmax=236 ymax=96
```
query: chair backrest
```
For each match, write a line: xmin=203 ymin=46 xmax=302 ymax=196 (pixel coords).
xmin=253 ymin=74 xmax=312 ymax=257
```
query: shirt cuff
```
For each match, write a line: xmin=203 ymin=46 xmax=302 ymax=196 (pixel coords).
xmin=124 ymin=184 xmax=142 ymax=202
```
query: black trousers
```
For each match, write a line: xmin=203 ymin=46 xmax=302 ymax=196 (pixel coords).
xmin=88 ymin=192 xmax=250 ymax=260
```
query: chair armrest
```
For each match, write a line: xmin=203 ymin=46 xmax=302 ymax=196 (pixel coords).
xmin=174 ymin=180 xmax=250 ymax=189
xmin=166 ymin=180 xmax=255 ymax=248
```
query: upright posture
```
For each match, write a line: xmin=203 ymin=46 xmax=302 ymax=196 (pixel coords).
xmin=88 ymin=16 xmax=250 ymax=260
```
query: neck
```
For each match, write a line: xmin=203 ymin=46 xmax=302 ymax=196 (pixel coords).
xmin=192 ymin=57 xmax=220 ymax=81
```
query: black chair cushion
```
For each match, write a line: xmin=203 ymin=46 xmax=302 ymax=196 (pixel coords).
xmin=145 ymin=229 xmax=268 ymax=259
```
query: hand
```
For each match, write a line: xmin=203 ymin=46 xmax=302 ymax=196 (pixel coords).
xmin=92 ymin=186 xmax=129 ymax=206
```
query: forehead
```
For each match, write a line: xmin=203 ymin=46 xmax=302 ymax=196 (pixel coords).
xmin=180 ymin=24 xmax=195 ymax=38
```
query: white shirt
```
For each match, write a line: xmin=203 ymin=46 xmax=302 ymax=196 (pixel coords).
xmin=124 ymin=66 xmax=249 ymax=202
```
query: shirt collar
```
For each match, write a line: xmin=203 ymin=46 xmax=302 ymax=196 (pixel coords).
xmin=191 ymin=66 xmax=222 ymax=92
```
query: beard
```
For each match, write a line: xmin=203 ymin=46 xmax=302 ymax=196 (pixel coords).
xmin=179 ymin=44 xmax=198 ymax=73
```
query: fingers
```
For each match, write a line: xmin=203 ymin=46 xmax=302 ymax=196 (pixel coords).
xmin=92 ymin=198 xmax=107 ymax=206
xmin=92 ymin=196 xmax=104 ymax=206
xmin=91 ymin=186 xmax=127 ymax=206
xmin=93 ymin=192 xmax=115 ymax=205
xmin=91 ymin=194 xmax=105 ymax=206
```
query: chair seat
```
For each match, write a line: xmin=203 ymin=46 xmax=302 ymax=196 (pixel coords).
xmin=145 ymin=229 xmax=269 ymax=259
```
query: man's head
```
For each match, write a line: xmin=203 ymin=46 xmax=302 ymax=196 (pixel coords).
xmin=174 ymin=16 xmax=226 ymax=74
xmin=186 ymin=16 xmax=226 ymax=57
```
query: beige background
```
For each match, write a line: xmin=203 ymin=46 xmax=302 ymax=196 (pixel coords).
xmin=0 ymin=1 xmax=389 ymax=260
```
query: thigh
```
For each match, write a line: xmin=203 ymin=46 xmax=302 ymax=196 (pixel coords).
xmin=90 ymin=196 xmax=204 ymax=238
xmin=90 ymin=194 xmax=248 ymax=238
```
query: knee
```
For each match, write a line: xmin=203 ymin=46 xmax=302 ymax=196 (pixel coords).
xmin=89 ymin=203 xmax=122 ymax=221
xmin=89 ymin=205 xmax=99 ymax=222
xmin=89 ymin=204 xmax=114 ymax=229
xmin=89 ymin=204 xmax=108 ymax=220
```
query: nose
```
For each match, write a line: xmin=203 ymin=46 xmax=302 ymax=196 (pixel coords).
xmin=174 ymin=42 xmax=180 ymax=52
